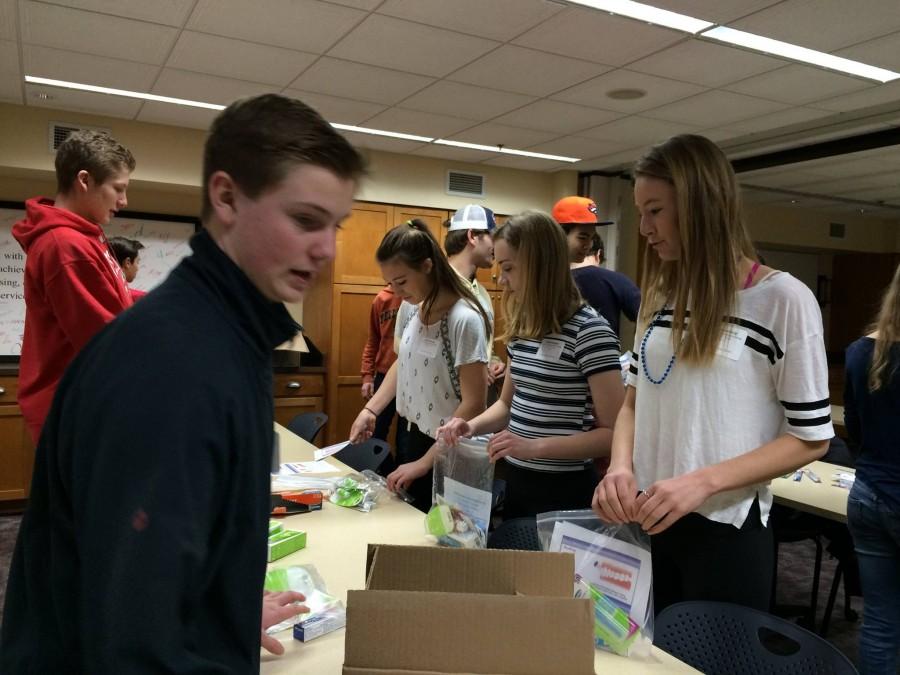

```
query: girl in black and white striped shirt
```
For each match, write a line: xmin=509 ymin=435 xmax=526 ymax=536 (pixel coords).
xmin=439 ymin=211 xmax=624 ymax=519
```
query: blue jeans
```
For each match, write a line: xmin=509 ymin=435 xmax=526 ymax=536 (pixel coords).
xmin=847 ymin=477 xmax=900 ymax=675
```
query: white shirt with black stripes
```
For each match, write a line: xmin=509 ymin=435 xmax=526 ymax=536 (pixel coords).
xmin=627 ymin=271 xmax=834 ymax=528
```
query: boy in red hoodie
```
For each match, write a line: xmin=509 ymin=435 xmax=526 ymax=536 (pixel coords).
xmin=13 ymin=130 xmax=136 ymax=442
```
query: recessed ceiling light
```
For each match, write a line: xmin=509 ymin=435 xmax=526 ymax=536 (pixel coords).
xmin=433 ymin=139 xmax=580 ymax=162
xmin=34 ymin=91 xmax=53 ymax=100
xmin=701 ymin=26 xmax=900 ymax=83
xmin=606 ymin=88 xmax=646 ymax=100
xmin=331 ymin=123 xmax=433 ymax=143
xmin=567 ymin=0 xmax=713 ymax=34
xmin=25 ymin=75 xmax=226 ymax=109
xmin=790 ymin=199 xmax=799 ymax=204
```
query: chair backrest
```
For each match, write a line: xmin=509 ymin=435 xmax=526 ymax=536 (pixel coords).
xmin=487 ymin=517 xmax=541 ymax=551
xmin=655 ymin=601 xmax=858 ymax=675
xmin=335 ymin=438 xmax=391 ymax=473
xmin=286 ymin=412 xmax=328 ymax=444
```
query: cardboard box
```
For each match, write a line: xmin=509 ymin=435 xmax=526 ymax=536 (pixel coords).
xmin=342 ymin=544 xmax=595 ymax=675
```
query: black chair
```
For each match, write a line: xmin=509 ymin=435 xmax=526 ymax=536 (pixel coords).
xmin=334 ymin=438 xmax=391 ymax=474
xmin=486 ymin=517 xmax=541 ymax=551
xmin=655 ymin=601 xmax=858 ymax=675
xmin=770 ymin=504 xmax=826 ymax=629
xmin=286 ymin=412 xmax=328 ymax=444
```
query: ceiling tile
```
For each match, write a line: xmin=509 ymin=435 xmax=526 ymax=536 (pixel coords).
xmin=136 ymin=101 xmax=219 ymax=130
xmin=409 ymin=144 xmax=490 ymax=163
xmin=576 ymin=146 xmax=644 ymax=170
xmin=795 ymin=172 xmax=900 ymax=194
xmin=525 ymin=136 xmax=633 ymax=160
xmin=714 ymin=106 xmax=835 ymax=136
xmin=325 ymin=0 xmax=381 ymax=8
xmin=725 ymin=65 xmax=874 ymax=106
xmin=376 ymin=0 xmax=562 ymax=42
xmin=328 ymin=14 xmax=498 ymax=78
xmin=0 ymin=39 xmax=22 ymax=104
xmin=813 ymin=79 xmax=900 ymax=113
xmin=21 ymin=1 xmax=178 ymax=65
xmin=448 ymin=122 xmax=559 ymax=149
xmin=835 ymin=186 xmax=900 ymax=202
xmin=25 ymin=82 xmax=142 ymax=117
xmin=187 ymin=0 xmax=366 ymax=53
xmin=740 ymin=170 xmax=831 ymax=189
xmin=24 ymin=45 xmax=159 ymax=91
xmin=448 ymin=45 xmax=611 ymax=97
xmin=152 ymin=68 xmax=276 ymax=106
xmin=512 ymin=7 xmax=683 ymax=66
xmin=730 ymin=0 xmax=900 ymax=51
xmin=643 ymin=90 xmax=788 ymax=127
xmin=649 ymin=0 xmax=781 ymax=23
xmin=399 ymin=81 xmax=535 ymax=121
xmin=289 ymin=58 xmax=434 ymax=105
xmin=283 ymin=88 xmax=386 ymax=124
xmin=362 ymin=108 xmax=477 ymax=138
xmin=0 ymin=0 xmax=16 ymax=40
xmin=835 ymin=31 xmax=900 ymax=71
xmin=860 ymin=146 xmax=900 ymax=167
xmin=482 ymin=154 xmax=572 ymax=172
xmin=494 ymin=100 xmax=621 ymax=135
xmin=629 ymin=39 xmax=786 ymax=87
xmin=551 ymin=69 xmax=706 ymax=113
xmin=337 ymin=129 xmax=428 ymax=154
xmin=167 ymin=32 xmax=317 ymax=87
xmin=579 ymin=115 xmax=703 ymax=145
xmin=39 ymin=0 xmax=195 ymax=26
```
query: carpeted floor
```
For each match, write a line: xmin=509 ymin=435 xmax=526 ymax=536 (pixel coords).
xmin=0 ymin=515 xmax=866 ymax=667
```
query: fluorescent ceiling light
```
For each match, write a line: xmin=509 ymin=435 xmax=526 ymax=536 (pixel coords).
xmin=567 ymin=0 xmax=713 ymax=34
xmin=25 ymin=75 xmax=226 ymax=109
xmin=434 ymin=139 xmax=580 ymax=162
xmin=330 ymin=122 xmax=433 ymax=143
xmin=26 ymin=75 xmax=580 ymax=162
xmin=701 ymin=26 xmax=900 ymax=83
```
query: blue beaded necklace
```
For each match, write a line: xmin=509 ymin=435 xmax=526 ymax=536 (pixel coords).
xmin=640 ymin=309 xmax=675 ymax=385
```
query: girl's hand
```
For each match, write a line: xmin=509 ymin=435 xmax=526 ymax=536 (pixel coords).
xmin=387 ymin=460 xmax=429 ymax=492
xmin=592 ymin=468 xmax=639 ymax=524
xmin=349 ymin=409 xmax=375 ymax=444
xmin=260 ymin=590 xmax=308 ymax=655
xmin=436 ymin=417 xmax=471 ymax=448
xmin=487 ymin=430 xmax=537 ymax=463
xmin=633 ymin=472 xmax=713 ymax=535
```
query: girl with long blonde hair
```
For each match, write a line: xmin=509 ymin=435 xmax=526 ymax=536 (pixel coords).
xmin=593 ymin=135 xmax=833 ymax=613
xmin=844 ymin=262 xmax=900 ymax=674
xmin=440 ymin=211 xmax=624 ymax=518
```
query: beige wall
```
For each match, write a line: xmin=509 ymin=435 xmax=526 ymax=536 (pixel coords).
xmin=0 ymin=102 xmax=575 ymax=217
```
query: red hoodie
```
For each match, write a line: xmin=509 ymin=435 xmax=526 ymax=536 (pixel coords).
xmin=14 ymin=197 xmax=133 ymax=442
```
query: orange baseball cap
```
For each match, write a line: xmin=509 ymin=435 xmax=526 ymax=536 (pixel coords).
xmin=551 ymin=196 xmax=613 ymax=225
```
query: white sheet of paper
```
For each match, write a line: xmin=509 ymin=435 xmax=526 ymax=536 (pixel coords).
xmin=314 ymin=441 xmax=350 ymax=462
xmin=279 ymin=460 xmax=341 ymax=475
xmin=441 ymin=477 xmax=493 ymax=532
xmin=549 ymin=520 xmax=653 ymax=622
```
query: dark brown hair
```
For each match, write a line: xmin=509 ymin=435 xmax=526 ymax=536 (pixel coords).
xmin=108 ymin=236 xmax=144 ymax=266
xmin=442 ymin=220 xmax=491 ymax=256
xmin=201 ymin=94 xmax=367 ymax=220
xmin=377 ymin=220 xmax=492 ymax=339
xmin=55 ymin=130 xmax=135 ymax=194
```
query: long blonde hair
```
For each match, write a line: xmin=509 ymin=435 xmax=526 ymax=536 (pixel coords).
xmin=634 ymin=135 xmax=757 ymax=365
xmin=494 ymin=210 xmax=582 ymax=341
xmin=868 ymin=262 xmax=900 ymax=391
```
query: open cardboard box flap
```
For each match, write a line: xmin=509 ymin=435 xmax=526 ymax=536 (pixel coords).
xmin=343 ymin=545 xmax=595 ymax=675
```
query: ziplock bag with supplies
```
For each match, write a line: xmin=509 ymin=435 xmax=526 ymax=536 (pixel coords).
xmin=537 ymin=510 xmax=654 ymax=659
xmin=426 ymin=436 xmax=494 ymax=548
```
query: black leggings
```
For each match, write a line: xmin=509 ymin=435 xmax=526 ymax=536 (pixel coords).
xmin=651 ymin=499 xmax=774 ymax=615
xmin=397 ymin=421 xmax=435 ymax=514
xmin=502 ymin=460 xmax=598 ymax=520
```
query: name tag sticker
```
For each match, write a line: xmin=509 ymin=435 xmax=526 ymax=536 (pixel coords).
xmin=716 ymin=326 xmax=747 ymax=360
xmin=537 ymin=340 xmax=564 ymax=361
xmin=417 ymin=337 xmax=440 ymax=358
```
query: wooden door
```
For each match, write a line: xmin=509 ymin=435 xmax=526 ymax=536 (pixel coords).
xmin=334 ymin=203 xmax=392 ymax=285
xmin=830 ymin=253 xmax=899 ymax=354
xmin=393 ymin=206 xmax=449 ymax=247
xmin=489 ymin=290 xmax=508 ymax=364
xmin=0 ymin=405 xmax=34 ymax=501
xmin=328 ymin=285 xmax=381 ymax=445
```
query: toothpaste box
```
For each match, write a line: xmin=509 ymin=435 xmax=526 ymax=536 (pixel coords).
xmin=293 ymin=609 xmax=346 ymax=642
xmin=267 ymin=528 xmax=307 ymax=562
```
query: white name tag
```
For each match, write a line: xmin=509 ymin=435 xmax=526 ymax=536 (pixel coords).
xmin=716 ymin=325 xmax=747 ymax=361
xmin=537 ymin=339 xmax=564 ymax=361
xmin=417 ymin=337 xmax=440 ymax=358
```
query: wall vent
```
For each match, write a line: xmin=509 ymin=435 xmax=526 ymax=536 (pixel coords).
xmin=446 ymin=170 xmax=485 ymax=198
xmin=48 ymin=121 xmax=112 ymax=152
xmin=829 ymin=222 xmax=846 ymax=239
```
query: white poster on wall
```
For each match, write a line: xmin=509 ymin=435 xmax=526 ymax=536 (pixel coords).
xmin=0 ymin=205 xmax=197 ymax=356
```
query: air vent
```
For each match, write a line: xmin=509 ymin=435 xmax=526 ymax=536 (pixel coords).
xmin=447 ymin=170 xmax=485 ymax=198
xmin=48 ymin=121 xmax=112 ymax=152
xmin=829 ymin=222 xmax=846 ymax=239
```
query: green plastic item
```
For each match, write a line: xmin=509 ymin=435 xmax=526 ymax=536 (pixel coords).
xmin=425 ymin=504 xmax=454 ymax=537
xmin=331 ymin=477 xmax=364 ymax=508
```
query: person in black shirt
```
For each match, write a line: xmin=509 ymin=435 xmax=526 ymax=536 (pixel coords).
xmin=551 ymin=196 xmax=641 ymax=338
xmin=1 ymin=94 xmax=366 ymax=673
